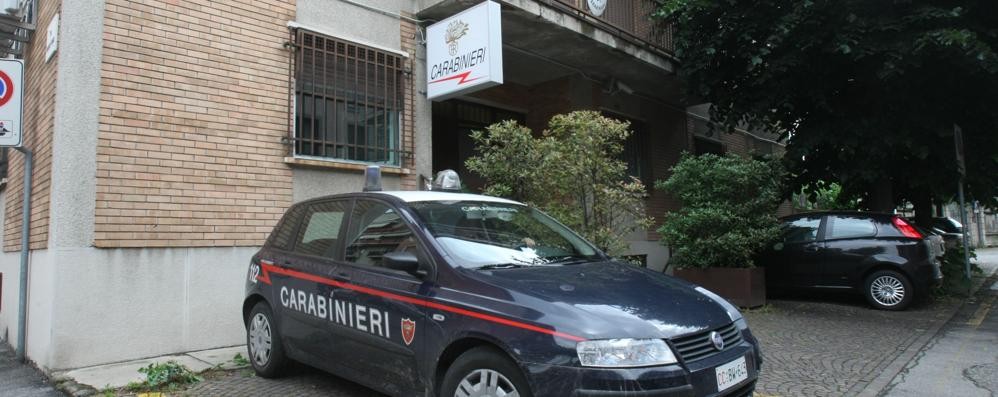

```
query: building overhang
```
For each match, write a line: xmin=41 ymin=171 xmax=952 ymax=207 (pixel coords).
xmin=418 ymin=0 xmax=684 ymax=105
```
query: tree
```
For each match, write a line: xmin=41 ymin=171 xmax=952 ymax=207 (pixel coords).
xmin=656 ymin=0 xmax=998 ymax=224
xmin=466 ymin=111 xmax=651 ymax=255
xmin=657 ymin=153 xmax=783 ymax=269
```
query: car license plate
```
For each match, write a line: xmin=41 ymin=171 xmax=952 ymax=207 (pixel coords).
xmin=715 ymin=356 xmax=748 ymax=392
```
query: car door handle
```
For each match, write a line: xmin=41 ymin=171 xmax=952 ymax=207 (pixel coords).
xmin=804 ymin=246 xmax=820 ymax=252
xmin=333 ymin=272 xmax=351 ymax=282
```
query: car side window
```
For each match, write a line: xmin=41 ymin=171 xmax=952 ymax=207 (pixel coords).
xmin=826 ymin=215 xmax=877 ymax=240
xmin=292 ymin=200 xmax=350 ymax=259
xmin=270 ymin=205 xmax=306 ymax=251
xmin=344 ymin=200 xmax=418 ymax=269
xmin=783 ymin=216 xmax=821 ymax=244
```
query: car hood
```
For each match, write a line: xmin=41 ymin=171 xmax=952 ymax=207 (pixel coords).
xmin=468 ymin=262 xmax=734 ymax=340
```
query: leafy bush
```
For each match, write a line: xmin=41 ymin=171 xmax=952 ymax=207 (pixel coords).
xmin=936 ymin=242 xmax=984 ymax=296
xmin=466 ymin=111 xmax=651 ymax=255
xmin=657 ymin=153 xmax=783 ymax=269
xmin=127 ymin=361 xmax=202 ymax=392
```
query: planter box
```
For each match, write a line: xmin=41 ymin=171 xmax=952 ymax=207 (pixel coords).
xmin=674 ymin=267 xmax=766 ymax=308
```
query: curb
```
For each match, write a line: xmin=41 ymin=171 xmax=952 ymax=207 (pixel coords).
xmin=51 ymin=374 xmax=100 ymax=397
xmin=853 ymin=270 xmax=998 ymax=397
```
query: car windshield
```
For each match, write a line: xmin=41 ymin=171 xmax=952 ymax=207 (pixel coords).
xmin=408 ymin=201 xmax=601 ymax=269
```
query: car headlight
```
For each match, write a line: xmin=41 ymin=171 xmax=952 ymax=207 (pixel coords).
xmin=576 ymin=339 xmax=677 ymax=367
xmin=695 ymin=286 xmax=746 ymax=327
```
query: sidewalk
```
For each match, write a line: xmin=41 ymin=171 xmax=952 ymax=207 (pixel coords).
xmin=879 ymin=248 xmax=998 ymax=397
xmin=0 ymin=343 xmax=62 ymax=397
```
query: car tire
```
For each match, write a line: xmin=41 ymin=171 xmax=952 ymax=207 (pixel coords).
xmin=440 ymin=346 xmax=533 ymax=397
xmin=247 ymin=302 xmax=288 ymax=378
xmin=864 ymin=270 xmax=914 ymax=311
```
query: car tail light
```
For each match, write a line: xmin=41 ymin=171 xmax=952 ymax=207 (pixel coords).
xmin=893 ymin=216 xmax=923 ymax=239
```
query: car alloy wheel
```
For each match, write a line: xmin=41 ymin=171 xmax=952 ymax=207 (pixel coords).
xmin=249 ymin=312 xmax=273 ymax=367
xmin=870 ymin=275 xmax=906 ymax=307
xmin=454 ymin=369 xmax=520 ymax=397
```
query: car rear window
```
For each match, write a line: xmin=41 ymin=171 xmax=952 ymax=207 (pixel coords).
xmin=293 ymin=200 xmax=350 ymax=258
xmin=269 ymin=205 xmax=305 ymax=251
xmin=826 ymin=215 xmax=877 ymax=239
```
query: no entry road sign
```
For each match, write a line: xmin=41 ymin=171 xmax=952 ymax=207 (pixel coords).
xmin=0 ymin=60 xmax=24 ymax=147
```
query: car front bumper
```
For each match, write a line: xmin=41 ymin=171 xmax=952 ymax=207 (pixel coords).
xmin=522 ymin=342 xmax=761 ymax=397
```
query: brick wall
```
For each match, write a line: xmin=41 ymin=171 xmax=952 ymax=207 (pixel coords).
xmin=95 ymin=0 xmax=296 ymax=248
xmin=399 ymin=14 xmax=418 ymax=190
xmin=3 ymin=1 xmax=59 ymax=252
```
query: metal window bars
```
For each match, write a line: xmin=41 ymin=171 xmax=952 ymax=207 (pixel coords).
xmin=290 ymin=29 xmax=408 ymax=166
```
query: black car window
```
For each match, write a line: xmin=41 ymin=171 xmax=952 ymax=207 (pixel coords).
xmin=826 ymin=215 xmax=877 ymax=239
xmin=292 ymin=200 xmax=350 ymax=258
xmin=344 ymin=200 xmax=418 ymax=269
xmin=783 ymin=216 xmax=821 ymax=244
xmin=270 ymin=205 xmax=306 ymax=251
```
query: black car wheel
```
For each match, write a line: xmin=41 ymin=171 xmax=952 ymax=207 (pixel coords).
xmin=247 ymin=302 xmax=288 ymax=378
xmin=864 ymin=270 xmax=914 ymax=310
xmin=441 ymin=347 xmax=533 ymax=397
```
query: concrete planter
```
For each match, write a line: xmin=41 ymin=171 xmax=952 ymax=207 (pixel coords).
xmin=674 ymin=267 xmax=766 ymax=308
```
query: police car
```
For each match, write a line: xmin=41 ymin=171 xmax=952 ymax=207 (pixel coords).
xmin=244 ymin=168 xmax=762 ymax=397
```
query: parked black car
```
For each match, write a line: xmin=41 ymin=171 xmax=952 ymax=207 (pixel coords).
xmin=757 ymin=211 xmax=943 ymax=310
xmin=244 ymin=173 xmax=762 ymax=396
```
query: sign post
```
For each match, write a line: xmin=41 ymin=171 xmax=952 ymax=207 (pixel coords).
xmin=954 ymin=124 xmax=972 ymax=289
xmin=426 ymin=1 xmax=503 ymax=101
xmin=0 ymin=59 xmax=30 ymax=362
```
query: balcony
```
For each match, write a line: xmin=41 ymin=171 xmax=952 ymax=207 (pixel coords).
xmin=551 ymin=0 xmax=674 ymax=54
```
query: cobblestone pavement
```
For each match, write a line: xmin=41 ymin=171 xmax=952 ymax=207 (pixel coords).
xmin=745 ymin=293 xmax=957 ymax=397
xmin=180 ymin=295 xmax=957 ymax=397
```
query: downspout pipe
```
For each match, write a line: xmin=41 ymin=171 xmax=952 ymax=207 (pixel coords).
xmin=14 ymin=146 xmax=32 ymax=363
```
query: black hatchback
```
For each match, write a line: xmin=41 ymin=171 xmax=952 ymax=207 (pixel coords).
xmin=758 ymin=211 xmax=943 ymax=310
xmin=243 ymin=188 xmax=762 ymax=397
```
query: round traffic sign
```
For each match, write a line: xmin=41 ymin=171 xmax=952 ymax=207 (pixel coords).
xmin=0 ymin=71 xmax=14 ymax=107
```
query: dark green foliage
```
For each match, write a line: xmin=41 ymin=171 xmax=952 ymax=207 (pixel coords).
xmin=466 ymin=111 xmax=651 ymax=255
xmin=936 ymin=242 xmax=984 ymax=296
xmin=657 ymin=154 xmax=783 ymax=269
xmin=656 ymin=0 xmax=998 ymax=210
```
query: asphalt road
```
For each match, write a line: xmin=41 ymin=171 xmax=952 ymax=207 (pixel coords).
xmin=0 ymin=344 xmax=63 ymax=397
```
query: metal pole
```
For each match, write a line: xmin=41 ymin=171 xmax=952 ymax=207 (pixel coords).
xmin=14 ymin=147 xmax=32 ymax=362
xmin=957 ymin=180 xmax=971 ymax=284
xmin=975 ymin=201 xmax=985 ymax=247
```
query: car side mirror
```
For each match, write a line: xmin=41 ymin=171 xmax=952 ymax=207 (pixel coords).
xmin=383 ymin=251 xmax=424 ymax=277
xmin=773 ymin=242 xmax=784 ymax=251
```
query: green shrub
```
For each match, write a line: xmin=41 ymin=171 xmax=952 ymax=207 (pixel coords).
xmin=466 ymin=111 xmax=651 ymax=255
xmin=657 ymin=153 xmax=783 ymax=269
xmin=936 ymin=243 xmax=984 ymax=296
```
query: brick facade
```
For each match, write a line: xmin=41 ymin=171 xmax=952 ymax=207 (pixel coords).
xmin=399 ymin=14 xmax=418 ymax=190
xmin=3 ymin=0 xmax=59 ymax=252
xmin=95 ymin=0 xmax=296 ymax=248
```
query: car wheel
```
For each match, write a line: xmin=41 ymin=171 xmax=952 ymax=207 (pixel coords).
xmin=864 ymin=270 xmax=914 ymax=310
xmin=247 ymin=302 xmax=288 ymax=377
xmin=441 ymin=347 xmax=533 ymax=397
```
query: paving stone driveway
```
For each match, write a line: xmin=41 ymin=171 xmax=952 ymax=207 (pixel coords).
xmin=745 ymin=294 xmax=955 ymax=396
xmin=184 ymin=294 xmax=956 ymax=397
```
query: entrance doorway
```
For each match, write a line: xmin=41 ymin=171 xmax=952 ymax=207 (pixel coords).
xmin=431 ymin=100 xmax=525 ymax=192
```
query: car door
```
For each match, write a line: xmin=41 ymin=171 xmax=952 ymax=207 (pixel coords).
xmin=768 ymin=215 xmax=825 ymax=288
xmin=275 ymin=199 xmax=351 ymax=364
xmin=333 ymin=198 xmax=431 ymax=393
xmin=819 ymin=215 xmax=880 ymax=288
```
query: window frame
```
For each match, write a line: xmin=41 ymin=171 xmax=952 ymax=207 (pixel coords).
xmin=290 ymin=28 xmax=406 ymax=166
xmin=782 ymin=215 xmax=826 ymax=245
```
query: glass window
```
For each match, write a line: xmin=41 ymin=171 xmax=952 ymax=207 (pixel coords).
xmin=293 ymin=30 xmax=404 ymax=165
xmin=827 ymin=216 xmax=877 ymax=239
xmin=408 ymin=201 xmax=600 ymax=269
xmin=292 ymin=201 xmax=350 ymax=258
xmin=344 ymin=201 xmax=417 ymax=268
xmin=783 ymin=216 xmax=821 ymax=244
xmin=269 ymin=205 xmax=306 ymax=251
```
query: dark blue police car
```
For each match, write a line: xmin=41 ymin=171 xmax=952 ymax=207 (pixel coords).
xmin=243 ymin=170 xmax=762 ymax=396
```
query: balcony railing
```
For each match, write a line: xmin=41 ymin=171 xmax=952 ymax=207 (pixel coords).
xmin=552 ymin=0 xmax=674 ymax=54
